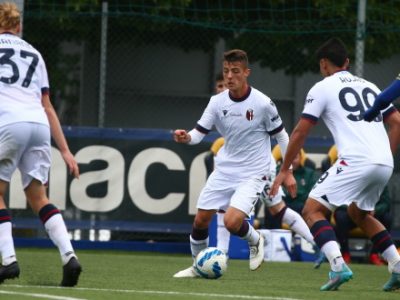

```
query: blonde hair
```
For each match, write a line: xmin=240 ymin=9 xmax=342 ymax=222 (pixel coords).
xmin=0 ymin=2 xmax=20 ymax=31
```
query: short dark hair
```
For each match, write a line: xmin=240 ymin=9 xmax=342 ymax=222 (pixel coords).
xmin=223 ymin=49 xmax=248 ymax=67
xmin=315 ymin=38 xmax=348 ymax=68
xmin=215 ymin=71 xmax=224 ymax=82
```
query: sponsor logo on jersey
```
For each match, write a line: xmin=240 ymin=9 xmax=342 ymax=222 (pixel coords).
xmin=321 ymin=194 xmax=329 ymax=202
xmin=246 ymin=109 xmax=254 ymax=121
xmin=305 ymin=97 xmax=314 ymax=104
xmin=271 ymin=115 xmax=280 ymax=122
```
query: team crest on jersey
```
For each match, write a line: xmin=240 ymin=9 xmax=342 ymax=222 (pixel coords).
xmin=246 ymin=109 xmax=254 ymax=121
xmin=223 ymin=110 xmax=228 ymax=116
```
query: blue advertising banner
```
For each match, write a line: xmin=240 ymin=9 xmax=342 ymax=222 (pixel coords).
xmin=9 ymin=127 xmax=219 ymax=233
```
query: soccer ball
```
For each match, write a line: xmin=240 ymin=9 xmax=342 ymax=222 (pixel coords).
xmin=194 ymin=247 xmax=228 ymax=279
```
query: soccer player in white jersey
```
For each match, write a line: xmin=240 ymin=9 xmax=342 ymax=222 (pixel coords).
xmin=173 ymin=49 xmax=296 ymax=278
xmin=212 ymin=138 xmax=318 ymax=261
xmin=0 ymin=2 xmax=81 ymax=286
xmin=270 ymin=38 xmax=400 ymax=292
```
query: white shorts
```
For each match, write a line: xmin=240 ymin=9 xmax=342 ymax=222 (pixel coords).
xmin=309 ymin=160 xmax=392 ymax=211
xmin=197 ymin=170 xmax=267 ymax=216
xmin=0 ymin=122 xmax=51 ymax=188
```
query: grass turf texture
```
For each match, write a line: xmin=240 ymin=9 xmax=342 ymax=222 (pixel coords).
xmin=1 ymin=248 xmax=399 ymax=300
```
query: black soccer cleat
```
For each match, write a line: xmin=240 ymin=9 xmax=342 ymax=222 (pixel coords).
xmin=0 ymin=261 xmax=20 ymax=284
xmin=61 ymin=257 xmax=82 ymax=287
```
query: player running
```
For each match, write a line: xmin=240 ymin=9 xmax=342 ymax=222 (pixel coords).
xmin=270 ymin=38 xmax=400 ymax=292
xmin=0 ymin=2 xmax=82 ymax=286
xmin=173 ymin=49 xmax=296 ymax=278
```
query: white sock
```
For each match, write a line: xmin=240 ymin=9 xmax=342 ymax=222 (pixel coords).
xmin=242 ymin=224 xmax=260 ymax=246
xmin=190 ymin=235 xmax=208 ymax=260
xmin=382 ymin=245 xmax=400 ymax=273
xmin=44 ymin=214 xmax=76 ymax=265
xmin=0 ymin=222 xmax=17 ymax=266
xmin=321 ymin=241 xmax=344 ymax=272
xmin=216 ymin=213 xmax=230 ymax=254
xmin=282 ymin=207 xmax=315 ymax=245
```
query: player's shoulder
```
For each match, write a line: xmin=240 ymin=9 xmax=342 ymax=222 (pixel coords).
xmin=208 ymin=90 xmax=229 ymax=109
xmin=210 ymin=89 xmax=229 ymax=102
xmin=250 ymin=87 xmax=276 ymax=107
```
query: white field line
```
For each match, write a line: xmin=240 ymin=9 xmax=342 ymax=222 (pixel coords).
xmin=5 ymin=284 xmax=302 ymax=300
xmin=0 ymin=290 xmax=87 ymax=300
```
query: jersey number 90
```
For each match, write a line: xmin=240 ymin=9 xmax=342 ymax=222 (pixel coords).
xmin=339 ymin=87 xmax=382 ymax=122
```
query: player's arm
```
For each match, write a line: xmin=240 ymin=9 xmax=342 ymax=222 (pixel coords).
xmin=271 ymin=127 xmax=297 ymax=198
xmin=270 ymin=118 xmax=315 ymax=197
xmin=383 ymin=109 xmax=400 ymax=154
xmin=364 ymin=78 xmax=400 ymax=122
xmin=42 ymin=93 xmax=79 ymax=178
xmin=173 ymin=125 xmax=208 ymax=145
xmin=174 ymin=97 xmax=215 ymax=144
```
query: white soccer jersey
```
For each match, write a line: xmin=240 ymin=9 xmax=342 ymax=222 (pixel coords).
xmin=196 ymin=86 xmax=284 ymax=178
xmin=0 ymin=33 xmax=49 ymax=128
xmin=302 ymin=70 xmax=395 ymax=167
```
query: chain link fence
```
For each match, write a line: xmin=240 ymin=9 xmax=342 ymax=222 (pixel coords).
xmin=15 ymin=0 xmax=400 ymax=229
xmin=19 ymin=0 xmax=400 ymax=129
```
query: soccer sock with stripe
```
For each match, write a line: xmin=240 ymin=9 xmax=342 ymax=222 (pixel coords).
xmin=39 ymin=204 xmax=76 ymax=265
xmin=311 ymin=219 xmax=344 ymax=272
xmin=236 ymin=221 xmax=259 ymax=246
xmin=0 ymin=209 xmax=17 ymax=266
xmin=190 ymin=227 xmax=209 ymax=260
xmin=373 ymin=230 xmax=400 ymax=273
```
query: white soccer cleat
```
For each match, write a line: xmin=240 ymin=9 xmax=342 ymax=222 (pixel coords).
xmin=249 ymin=232 xmax=264 ymax=271
xmin=173 ymin=266 xmax=200 ymax=278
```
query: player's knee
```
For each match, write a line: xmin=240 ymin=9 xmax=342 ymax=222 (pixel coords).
xmin=269 ymin=201 xmax=285 ymax=216
xmin=224 ymin=219 xmax=241 ymax=233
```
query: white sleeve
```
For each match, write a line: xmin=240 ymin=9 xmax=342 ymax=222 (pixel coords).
xmin=188 ymin=129 xmax=206 ymax=145
xmin=302 ymin=83 xmax=325 ymax=121
xmin=272 ymin=128 xmax=289 ymax=158
xmin=272 ymin=128 xmax=293 ymax=169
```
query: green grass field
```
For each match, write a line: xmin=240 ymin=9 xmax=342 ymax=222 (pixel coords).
xmin=1 ymin=248 xmax=399 ymax=300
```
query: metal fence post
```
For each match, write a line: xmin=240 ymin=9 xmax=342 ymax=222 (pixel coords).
xmin=98 ymin=2 xmax=108 ymax=128
xmin=355 ymin=0 xmax=367 ymax=77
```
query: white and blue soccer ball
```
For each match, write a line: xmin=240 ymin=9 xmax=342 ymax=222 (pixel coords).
xmin=194 ymin=247 xmax=228 ymax=279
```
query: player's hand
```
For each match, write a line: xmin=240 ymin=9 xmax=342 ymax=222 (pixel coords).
xmin=173 ymin=129 xmax=191 ymax=143
xmin=283 ymin=171 xmax=297 ymax=198
xmin=269 ymin=170 xmax=286 ymax=198
xmin=363 ymin=107 xmax=380 ymax=122
xmin=61 ymin=150 xmax=79 ymax=178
